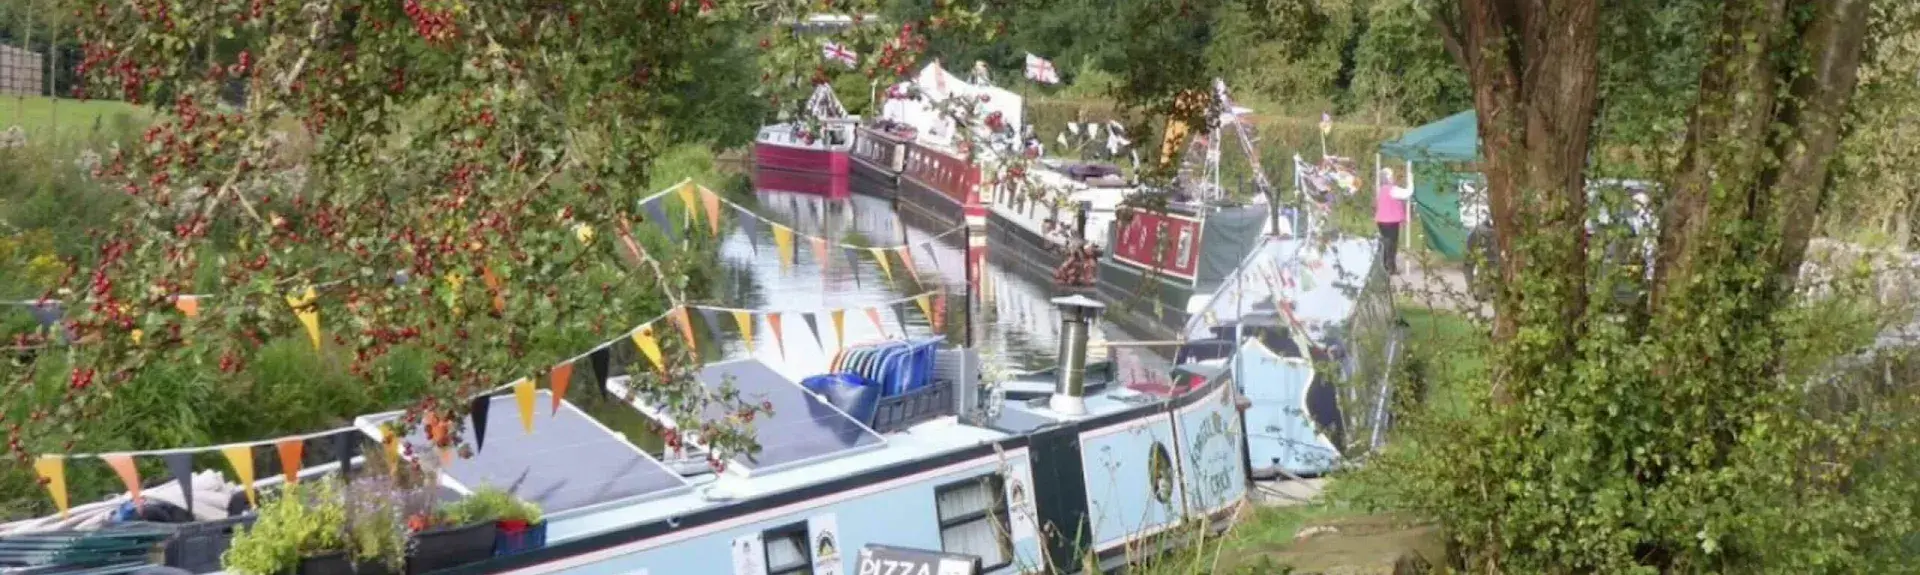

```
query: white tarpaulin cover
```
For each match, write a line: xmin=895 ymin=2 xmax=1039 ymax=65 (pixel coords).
xmin=880 ymin=61 xmax=1024 ymax=152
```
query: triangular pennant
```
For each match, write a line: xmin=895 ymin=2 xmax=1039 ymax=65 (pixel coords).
xmin=702 ymin=187 xmax=724 ymax=238
xmin=220 ymin=446 xmax=256 ymax=507
xmin=163 ymin=453 xmax=195 ymax=514
xmin=811 ymin=237 xmax=831 ymax=273
xmin=34 ymin=457 xmax=68 ymax=519
xmin=865 ymin=307 xmax=887 ymax=338
xmin=332 ymin=430 xmax=357 ymax=480
xmin=480 ymin=266 xmax=507 ymax=313
xmin=844 ymin=249 xmax=864 ymax=288
xmin=275 ymin=439 xmax=304 ymax=484
xmin=773 ymin=226 xmax=795 ymax=272
xmin=28 ymin=302 xmax=61 ymax=330
xmin=101 ymin=454 xmax=143 ymax=505
xmin=470 ymin=393 xmax=494 ymax=453
xmin=892 ymin=302 xmax=912 ymax=335
xmin=588 ymin=346 xmax=612 ymax=400
xmin=740 ymin=217 xmax=761 ymax=255
xmin=933 ymin=292 xmax=948 ymax=332
xmin=286 ymin=287 xmax=322 ymax=350
xmin=549 ymin=363 xmax=574 ymax=415
xmin=830 ymin=309 xmax=847 ymax=351
xmin=174 ymin=295 xmax=201 ymax=318
xmin=631 ymin=324 xmax=665 ymax=371
xmin=514 ymin=378 xmax=537 ymax=433
xmin=898 ymin=247 xmax=922 ymax=285
xmin=921 ymin=243 xmax=940 ymax=269
xmin=731 ymin=310 xmax=756 ymax=353
xmin=768 ymin=313 xmax=787 ymax=359
xmin=675 ymin=182 xmax=700 ymax=226
xmin=800 ymin=312 xmax=823 ymax=352
xmin=698 ymin=308 xmax=726 ymax=342
xmin=914 ymin=294 xmax=936 ymax=326
xmin=643 ymin=201 xmax=677 ymax=241
xmin=669 ymin=307 xmax=698 ymax=359
xmin=868 ymin=248 xmax=894 ymax=282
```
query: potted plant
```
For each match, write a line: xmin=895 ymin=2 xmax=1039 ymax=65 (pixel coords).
xmin=222 ymin=480 xmax=350 ymax=575
xmin=451 ymin=487 xmax=546 ymax=557
xmin=404 ymin=497 xmax=497 ymax=574
xmin=343 ymin=475 xmax=411 ymax=575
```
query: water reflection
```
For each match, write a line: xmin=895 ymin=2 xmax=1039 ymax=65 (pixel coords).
xmin=703 ymin=183 xmax=1170 ymax=391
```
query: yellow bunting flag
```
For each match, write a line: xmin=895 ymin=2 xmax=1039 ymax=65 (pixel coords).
xmin=669 ymin=307 xmax=698 ymax=358
xmin=675 ymin=182 xmax=699 ymax=225
xmin=549 ymin=363 xmax=574 ymax=415
xmin=731 ymin=310 xmax=756 ymax=353
xmin=286 ymin=287 xmax=321 ymax=350
xmin=914 ymin=294 xmax=936 ymax=326
xmin=513 ymin=378 xmax=537 ymax=433
xmin=480 ymin=267 xmax=506 ymax=314
xmin=869 ymin=248 xmax=894 ymax=282
xmin=34 ymin=456 xmax=68 ymax=519
xmin=174 ymin=295 xmax=201 ymax=318
xmin=275 ymin=439 xmax=304 ymax=485
xmin=767 ymin=313 xmax=787 ymax=359
xmin=100 ymin=454 xmax=143 ymax=505
xmin=773 ymin=226 xmax=795 ymax=272
xmin=897 ymin=247 xmax=922 ymax=284
xmin=830 ymin=309 xmax=847 ymax=352
xmin=865 ymin=307 xmax=887 ymax=337
xmin=632 ymin=324 xmax=665 ymax=371
xmin=811 ymin=237 xmax=831 ymax=273
xmin=220 ymin=446 xmax=256 ymax=507
xmin=701 ymin=187 xmax=724 ymax=237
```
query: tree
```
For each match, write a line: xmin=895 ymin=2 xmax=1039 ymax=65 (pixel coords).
xmin=1351 ymin=0 xmax=1920 ymax=571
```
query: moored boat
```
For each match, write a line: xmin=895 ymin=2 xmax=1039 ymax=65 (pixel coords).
xmin=752 ymin=85 xmax=858 ymax=184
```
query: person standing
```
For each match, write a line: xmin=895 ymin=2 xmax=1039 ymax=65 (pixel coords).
xmin=1375 ymin=168 xmax=1413 ymax=274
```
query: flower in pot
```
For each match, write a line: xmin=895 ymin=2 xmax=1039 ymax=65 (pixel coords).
xmin=222 ymin=480 xmax=350 ymax=575
xmin=453 ymin=486 xmax=546 ymax=556
xmin=403 ymin=491 xmax=499 ymax=574
xmin=343 ymin=475 xmax=411 ymax=575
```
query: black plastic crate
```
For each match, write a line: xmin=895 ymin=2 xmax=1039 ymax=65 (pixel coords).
xmin=161 ymin=515 xmax=255 ymax=574
xmin=870 ymin=379 xmax=955 ymax=434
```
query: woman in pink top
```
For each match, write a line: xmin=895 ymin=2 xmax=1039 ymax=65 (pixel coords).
xmin=1375 ymin=168 xmax=1412 ymax=274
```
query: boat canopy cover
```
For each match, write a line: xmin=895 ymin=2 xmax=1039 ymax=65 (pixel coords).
xmin=1182 ymin=234 xmax=1379 ymax=348
xmin=1193 ymin=206 xmax=1273 ymax=292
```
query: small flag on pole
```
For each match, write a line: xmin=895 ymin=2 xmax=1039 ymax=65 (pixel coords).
xmin=822 ymin=42 xmax=859 ymax=68
xmin=1025 ymin=53 xmax=1058 ymax=84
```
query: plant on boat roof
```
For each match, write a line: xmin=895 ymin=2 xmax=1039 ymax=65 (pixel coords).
xmin=223 ymin=479 xmax=349 ymax=575
xmin=343 ymin=471 xmax=422 ymax=571
xmin=442 ymin=485 xmax=543 ymax=526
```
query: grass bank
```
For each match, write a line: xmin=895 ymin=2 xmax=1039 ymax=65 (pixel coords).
xmin=2 ymin=95 xmax=150 ymax=144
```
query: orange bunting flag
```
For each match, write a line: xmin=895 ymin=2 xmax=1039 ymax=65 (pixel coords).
xmin=549 ymin=363 xmax=574 ymax=415
xmin=669 ymin=307 xmax=699 ymax=358
xmin=101 ymin=454 xmax=143 ymax=505
xmin=701 ymin=187 xmax=724 ymax=237
xmin=811 ymin=237 xmax=831 ymax=273
xmin=275 ymin=439 xmax=304 ymax=484
xmin=731 ymin=310 xmax=756 ymax=353
xmin=675 ymin=182 xmax=699 ymax=225
xmin=868 ymin=248 xmax=894 ymax=282
xmin=865 ymin=307 xmax=888 ymax=338
xmin=34 ymin=456 xmax=68 ymax=519
xmin=174 ymin=295 xmax=201 ymax=318
xmin=897 ymin=247 xmax=922 ymax=284
xmin=767 ymin=313 xmax=787 ymax=359
xmin=933 ymin=293 xmax=948 ymax=331
xmin=513 ymin=378 xmax=537 ymax=433
xmin=914 ymin=294 xmax=936 ymax=326
xmin=286 ymin=287 xmax=322 ymax=350
xmin=773 ymin=226 xmax=795 ymax=271
xmin=220 ymin=446 xmax=256 ymax=507
xmin=632 ymin=324 xmax=665 ymax=371
xmin=830 ymin=309 xmax=847 ymax=352
xmin=480 ymin=267 xmax=506 ymax=313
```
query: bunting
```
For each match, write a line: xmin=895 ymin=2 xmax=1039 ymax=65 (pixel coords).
xmin=332 ymin=431 xmax=357 ymax=481
xmin=588 ymin=346 xmax=612 ymax=400
xmin=865 ymin=307 xmax=887 ymax=338
xmin=164 ymin=453 xmax=195 ymax=514
xmin=643 ymin=201 xmax=676 ymax=241
xmin=773 ymin=226 xmax=796 ymax=272
xmin=631 ymin=324 xmax=665 ymax=371
xmin=470 ymin=394 xmax=494 ymax=453
xmin=286 ymin=286 xmax=321 ymax=350
xmin=549 ymin=363 xmax=574 ymax=415
xmin=669 ymin=307 xmax=699 ymax=359
xmin=844 ymin=250 xmax=864 ymax=288
xmin=697 ymin=308 xmax=725 ymax=344
xmin=221 ymin=446 xmax=256 ymax=507
xmin=275 ymin=439 xmax=304 ymax=484
xmin=811 ymin=237 xmax=831 ymax=273
xmin=740 ymin=217 xmax=761 ymax=255
xmin=675 ymin=182 xmax=700 ymax=226
xmin=34 ymin=457 xmax=66 ymax=519
xmin=898 ymin=247 xmax=922 ymax=285
xmin=701 ymin=188 xmax=724 ymax=237
xmin=921 ymin=244 xmax=940 ymax=269
xmin=800 ymin=313 xmax=823 ymax=353
xmin=767 ymin=313 xmax=787 ymax=359
xmin=932 ymin=293 xmax=948 ymax=331
xmin=830 ymin=309 xmax=847 ymax=352
xmin=913 ymin=294 xmax=936 ymax=328
xmin=514 ymin=378 xmax=537 ymax=433
xmin=731 ymin=310 xmax=756 ymax=353
xmin=891 ymin=302 xmax=911 ymax=336
xmin=869 ymin=248 xmax=894 ymax=282
xmin=101 ymin=454 xmax=142 ymax=506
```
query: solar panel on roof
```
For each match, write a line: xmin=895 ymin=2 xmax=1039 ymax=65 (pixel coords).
xmin=361 ymin=391 xmax=690 ymax=514
xmin=697 ymin=360 xmax=885 ymax=473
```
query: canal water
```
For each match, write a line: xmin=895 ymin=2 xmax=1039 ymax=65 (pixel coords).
xmin=695 ymin=177 xmax=1173 ymax=390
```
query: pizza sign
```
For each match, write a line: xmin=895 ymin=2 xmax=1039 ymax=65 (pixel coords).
xmin=856 ymin=545 xmax=979 ymax=575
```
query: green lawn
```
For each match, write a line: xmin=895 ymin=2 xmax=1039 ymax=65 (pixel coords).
xmin=2 ymin=95 xmax=150 ymax=144
xmin=1395 ymin=303 xmax=1489 ymax=421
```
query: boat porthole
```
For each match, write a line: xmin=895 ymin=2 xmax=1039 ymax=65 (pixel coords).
xmin=1148 ymin=442 xmax=1174 ymax=503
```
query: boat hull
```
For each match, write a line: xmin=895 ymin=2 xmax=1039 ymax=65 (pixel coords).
xmin=752 ymin=167 xmax=850 ymax=199
xmin=752 ymin=142 xmax=850 ymax=178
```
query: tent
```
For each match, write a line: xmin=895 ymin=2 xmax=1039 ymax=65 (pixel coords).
xmin=1379 ymin=110 xmax=1480 ymax=259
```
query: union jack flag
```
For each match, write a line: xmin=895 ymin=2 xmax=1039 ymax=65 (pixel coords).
xmin=821 ymin=42 xmax=858 ymax=68
xmin=1024 ymin=53 xmax=1058 ymax=84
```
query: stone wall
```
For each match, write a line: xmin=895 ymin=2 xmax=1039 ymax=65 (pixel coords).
xmin=0 ymin=44 xmax=45 ymax=96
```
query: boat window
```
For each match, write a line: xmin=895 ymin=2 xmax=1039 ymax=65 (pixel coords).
xmin=934 ymin=474 xmax=1011 ymax=569
xmin=763 ymin=522 xmax=813 ymax=575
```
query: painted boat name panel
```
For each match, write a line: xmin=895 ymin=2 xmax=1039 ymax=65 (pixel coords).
xmin=1110 ymin=209 xmax=1203 ymax=282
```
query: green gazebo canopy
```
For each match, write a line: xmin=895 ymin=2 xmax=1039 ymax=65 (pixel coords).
xmin=1380 ymin=110 xmax=1478 ymax=163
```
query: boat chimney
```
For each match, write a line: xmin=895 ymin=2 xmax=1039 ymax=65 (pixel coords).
xmin=1048 ymin=294 xmax=1106 ymax=416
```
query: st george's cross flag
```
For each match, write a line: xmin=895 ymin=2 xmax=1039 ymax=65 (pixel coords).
xmin=1024 ymin=53 xmax=1059 ymax=84
xmin=822 ymin=42 xmax=858 ymax=68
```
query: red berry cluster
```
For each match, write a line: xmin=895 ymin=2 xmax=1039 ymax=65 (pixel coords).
xmin=403 ymin=0 xmax=459 ymax=45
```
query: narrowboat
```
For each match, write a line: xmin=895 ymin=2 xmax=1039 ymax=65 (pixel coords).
xmin=753 ymin=85 xmax=858 ymax=182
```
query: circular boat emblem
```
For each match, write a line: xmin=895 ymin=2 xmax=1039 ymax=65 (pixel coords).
xmin=1148 ymin=442 xmax=1174 ymax=503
